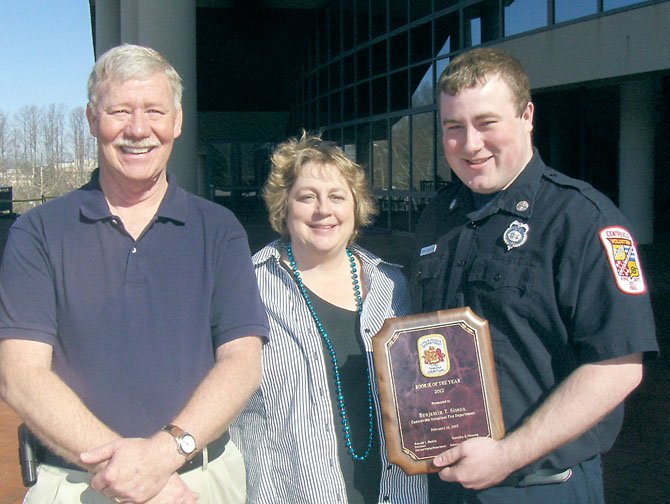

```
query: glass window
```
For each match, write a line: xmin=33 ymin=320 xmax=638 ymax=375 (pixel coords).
xmin=372 ymin=76 xmax=387 ymax=115
xmin=329 ymin=61 xmax=341 ymax=89
xmin=357 ymin=81 xmax=370 ymax=117
xmin=505 ymin=0 xmax=547 ymax=37
xmin=343 ymin=87 xmax=355 ymax=122
xmin=355 ymin=122 xmax=371 ymax=169
xmin=330 ymin=91 xmax=342 ymax=124
xmin=343 ymin=54 xmax=355 ymax=86
xmin=435 ymin=12 xmax=460 ymax=56
xmin=412 ymin=112 xmax=434 ymax=191
xmin=410 ymin=0 xmax=432 ymax=21
xmin=435 ymin=112 xmax=452 ymax=186
xmin=411 ymin=64 xmax=433 ymax=107
xmin=391 ymin=69 xmax=409 ymax=112
xmin=318 ymin=10 xmax=329 ymax=64
xmin=371 ymin=120 xmax=389 ymax=190
xmin=319 ymin=96 xmax=329 ymax=125
xmin=555 ymin=0 xmax=597 ymax=24
xmin=465 ymin=1 xmax=501 ymax=46
xmin=390 ymin=0 xmax=408 ymax=30
xmin=390 ymin=32 xmax=409 ymax=70
xmin=434 ymin=0 xmax=460 ymax=12
xmin=371 ymin=0 xmax=387 ymax=37
xmin=391 ymin=116 xmax=410 ymax=190
xmin=319 ymin=67 xmax=329 ymax=95
xmin=372 ymin=40 xmax=387 ymax=76
xmin=356 ymin=0 xmax=370 ymax=44
xmin=435 ymin=57 xmax=450 ymax=97
xmin=603 ymin=0 xmax=646 ymax=10
xmin=329 ymin=5 xmax=341 ymax=57
xmin=411 ymin=22 xmax=433 ymax=64
xmin=357 ymin=47 xmax=370 ymax=80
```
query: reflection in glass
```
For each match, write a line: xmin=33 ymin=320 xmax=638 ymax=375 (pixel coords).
xmin=435 ymin=113 xmax=451 ymax=186
xmin=391 ymin=116 xmax=410 ymax=190
xmin=412 ymin=112 xmax=434 ymax=192
xmin=603 ymin=0 xmax=645 ymax=9
xmin=411 ymin=64 xmax=433 ymax=108
xmin=372 ymin=120 xmax=389 ymax=191
xmin=505 ymin=0 xmax=547 ymax=36
xmin=555 ymin=0 xmax=597 ymax=23
xmin=435 ymin=12 xmax=459 ymax=56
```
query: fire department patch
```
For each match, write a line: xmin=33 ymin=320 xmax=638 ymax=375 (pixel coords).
xmin=599 ymin=226 xmax=646 ymax=295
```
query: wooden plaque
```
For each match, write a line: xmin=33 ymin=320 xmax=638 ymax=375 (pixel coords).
xmin=372 ymin=308 xmax=505 ymax=475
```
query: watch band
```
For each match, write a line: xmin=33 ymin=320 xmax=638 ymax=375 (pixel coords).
xmin=162 ymin=424 xmax=198 ymax=460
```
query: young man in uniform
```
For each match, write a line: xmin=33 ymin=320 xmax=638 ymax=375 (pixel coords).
xmin=411 ymin=47 xmax=657 ymax=503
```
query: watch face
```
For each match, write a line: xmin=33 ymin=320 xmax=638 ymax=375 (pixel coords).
xmin=179 ymin=434 xmax=197 ymax=454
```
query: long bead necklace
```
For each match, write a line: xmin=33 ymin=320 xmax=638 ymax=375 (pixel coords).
xmin=287 ymin=243 xmax=374 ymax=461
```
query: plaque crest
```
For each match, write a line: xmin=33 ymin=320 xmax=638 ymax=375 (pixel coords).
xmin=418 ymin=334 xmax=449 ymax=378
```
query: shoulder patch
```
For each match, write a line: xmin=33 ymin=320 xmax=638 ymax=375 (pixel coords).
xmin=598 ymin=226 xmax=647 ymax=295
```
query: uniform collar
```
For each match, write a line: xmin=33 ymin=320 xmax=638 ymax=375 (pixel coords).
xmin=79 ymin=168 xmax=188 ymax=224
xmin=446 ymin=148 xmax=545 ymax=222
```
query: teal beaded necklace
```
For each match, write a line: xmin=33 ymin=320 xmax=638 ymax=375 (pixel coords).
xmin=287 ymin=242 xmax=374 ymax=461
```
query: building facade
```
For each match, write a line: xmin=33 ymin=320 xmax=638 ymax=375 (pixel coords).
xmin=90 ymin=0 xmax=670 ymax=242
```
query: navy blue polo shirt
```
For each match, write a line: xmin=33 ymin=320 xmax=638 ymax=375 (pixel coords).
xmin=0 ymin=170 xmax=269 ymax=437
xmin=411 ymin=150 xmax=657 ymax=475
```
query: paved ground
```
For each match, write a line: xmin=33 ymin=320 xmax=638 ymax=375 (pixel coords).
xmin=0 ymin=217 xmax=667 ymax=503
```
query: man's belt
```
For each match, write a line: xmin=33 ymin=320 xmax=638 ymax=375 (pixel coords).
xmin=40 ymin=431 xmax=230 ymax=475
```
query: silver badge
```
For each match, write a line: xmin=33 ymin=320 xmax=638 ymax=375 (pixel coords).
xmin=503 ymin=220 xmax=529 ymax=251
xmin=516 ymin=200 xmax=529 ymax=212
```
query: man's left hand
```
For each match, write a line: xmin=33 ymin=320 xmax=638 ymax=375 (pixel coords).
xmin=432 ymin=436 xmax=513 ymax=490
xmin=82 ymin=435 xmax=181 ymax=502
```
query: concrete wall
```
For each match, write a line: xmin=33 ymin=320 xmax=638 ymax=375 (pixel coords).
xmin=497 ymin=3 xmax=670 ymax=90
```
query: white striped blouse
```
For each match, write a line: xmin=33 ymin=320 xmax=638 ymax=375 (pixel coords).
xmin=230 ymin=240 xmax=428 ymax=503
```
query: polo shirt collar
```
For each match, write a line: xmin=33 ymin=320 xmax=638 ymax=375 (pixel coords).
xmin=79 ymin=169 xmax=188 ymax=225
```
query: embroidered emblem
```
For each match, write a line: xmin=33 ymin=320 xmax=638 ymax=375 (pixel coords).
xmin=420 ymin=244 xmax=437 ymax=256
xmin=599 ymin=226 xmax=647 ymax=295
xmin=516 ymin=200 xmax=529 ymax=212
xmin=503 ymin=220 xmax=529 ymax=251
xmin=418 ymin=334 xmax=449 ymax=378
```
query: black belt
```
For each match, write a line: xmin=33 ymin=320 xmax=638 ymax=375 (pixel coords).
xmin=41 ymin=431 xmax=230 ymax=475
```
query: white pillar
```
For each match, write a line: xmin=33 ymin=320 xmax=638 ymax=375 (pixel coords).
xmin=93 ymin=0 xmax=200 ymax=195
xmin=619 ymin=78 xmax=656 ymax=244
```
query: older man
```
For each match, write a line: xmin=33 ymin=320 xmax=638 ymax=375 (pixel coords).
xmin=411 ymin=48 xmax=657 ymax=503
xmin=0 ymin=44 xmax=268 ymax=504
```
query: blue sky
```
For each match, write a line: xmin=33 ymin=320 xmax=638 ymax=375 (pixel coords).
xmin=0 ymin=1 xmax=94 ymax=116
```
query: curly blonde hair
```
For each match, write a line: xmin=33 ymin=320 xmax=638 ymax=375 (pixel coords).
xmin=263 ymin=131 xmax=377 ymax=242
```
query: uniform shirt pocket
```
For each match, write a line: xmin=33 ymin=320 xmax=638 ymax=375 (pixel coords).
xmin=411 ymin=254 xmax=446 ymax=312
xmin=466 ymin=257 xmax=536 ymax=335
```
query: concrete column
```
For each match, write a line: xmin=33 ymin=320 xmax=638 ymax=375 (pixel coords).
xmin=92 ymin=0 xmax=121 ymax=57
xmin=619 ymin=78 xmax=656 ymax=244
xmin=94 ymin=0 xmax=200 ymax=195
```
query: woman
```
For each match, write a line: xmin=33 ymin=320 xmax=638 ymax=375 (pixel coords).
xmin=231 ymin=133 xmax=428 ymax=503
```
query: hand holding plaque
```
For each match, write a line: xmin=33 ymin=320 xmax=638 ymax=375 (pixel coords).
xmin=372 ymin=308 xmax=504 ymax=475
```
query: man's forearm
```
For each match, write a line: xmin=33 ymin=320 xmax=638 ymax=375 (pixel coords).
xmin=499 ymin=353 xmax=643 ymax=473
xmin=0 ymin=339 xmax=118 ymax=467
xmin=167 ymin=335 xmax=263 ymax=449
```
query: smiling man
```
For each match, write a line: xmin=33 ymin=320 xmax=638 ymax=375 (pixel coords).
xmin=0 ymin=44 xmax=269 ymax=504
xmin=411 ymin=48 xmax=657 ymax=503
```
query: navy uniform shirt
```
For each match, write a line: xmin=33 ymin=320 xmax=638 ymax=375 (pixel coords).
xmin=411 ymin=150 xmax=657 ymax=475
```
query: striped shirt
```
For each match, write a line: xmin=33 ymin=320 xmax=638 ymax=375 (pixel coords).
xmin=231 ymin=240 xmax=428 ymax=503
